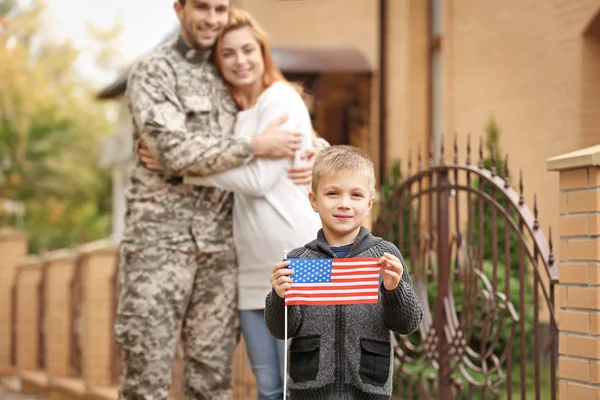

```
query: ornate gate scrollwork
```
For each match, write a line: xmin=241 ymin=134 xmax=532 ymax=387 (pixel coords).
xmin=373 ymin=136 xmax=558 ymax=399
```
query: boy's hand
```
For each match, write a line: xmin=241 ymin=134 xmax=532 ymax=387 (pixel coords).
xmin=271 ymin=260 xmax=295 ymax=299
xmin=379 ymin=252 xmax=404 ymax=291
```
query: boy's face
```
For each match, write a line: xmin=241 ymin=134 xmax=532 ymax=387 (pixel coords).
xmin=309 ymin=170 xmax=374 ymax=246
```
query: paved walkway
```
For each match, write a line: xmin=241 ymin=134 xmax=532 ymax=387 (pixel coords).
xmin=0 ymin=378 xmax=44 ymax=400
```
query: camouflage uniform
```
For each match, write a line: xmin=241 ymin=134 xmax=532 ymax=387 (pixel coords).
xmin=114 ymin=36 xmax=252 ymax=400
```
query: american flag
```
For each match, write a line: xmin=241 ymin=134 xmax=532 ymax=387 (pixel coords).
xmin=284 ymin=258 xmax=381 ymax=306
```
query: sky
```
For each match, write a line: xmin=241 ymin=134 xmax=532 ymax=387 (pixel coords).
xmin=18 ymin=0 xmax=180 ymax=87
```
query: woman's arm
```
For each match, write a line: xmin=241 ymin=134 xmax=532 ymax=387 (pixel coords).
xmin=185 ymin=83 xmax=313 ymax=196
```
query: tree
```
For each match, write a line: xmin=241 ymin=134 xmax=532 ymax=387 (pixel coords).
xmin=0 ymin=0 xmax=117 ymax=252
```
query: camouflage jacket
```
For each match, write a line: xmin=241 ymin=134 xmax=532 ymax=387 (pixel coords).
xmin=122 ymin=35 xmax=253 ymax=253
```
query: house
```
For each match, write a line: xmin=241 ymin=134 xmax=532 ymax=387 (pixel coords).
xmin=97 ymin=0 xmax=600 ymax=259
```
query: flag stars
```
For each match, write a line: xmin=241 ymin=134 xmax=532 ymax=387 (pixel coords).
xmin=290 ymin=259 xmax=332 ymax=283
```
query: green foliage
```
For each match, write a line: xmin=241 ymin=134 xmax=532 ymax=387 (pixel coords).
xmin=0 ymin=0 xmax=117 ymax=253
xmin=470 ymin=116 xmax=524 ymax=274
xmin=0 ymin=0 xmax=17 ymax=17
xmin=394 ymin=261 xmax=536 ymax=398
xmin=380 ymin=118 xmax=540 ymax=398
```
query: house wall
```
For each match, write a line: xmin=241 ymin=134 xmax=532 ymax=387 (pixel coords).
xmin=102 ymin=0 xmax=600 ymax=261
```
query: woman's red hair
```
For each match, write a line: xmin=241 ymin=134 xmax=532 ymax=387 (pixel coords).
xmin=213 ymin=8 xmax=299 ymax=109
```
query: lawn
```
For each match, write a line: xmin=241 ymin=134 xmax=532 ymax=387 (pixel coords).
xmin=393 ymin=363 xmax=555 ymax=399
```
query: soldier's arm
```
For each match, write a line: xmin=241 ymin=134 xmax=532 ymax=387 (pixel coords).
xmin=184 ymin=83 xmax=312 ymax=196
xmin=127 ymin=57 xmax=252 ymax=176
xmin=127 ymin=57 xmax=290 ymax=177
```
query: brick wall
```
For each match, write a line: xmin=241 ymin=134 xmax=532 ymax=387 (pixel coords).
xmin=15 ymin=256 xmax=43 ymax=372
xmin=439 ymin=0 xmax=600 ymax=260
xmin=44 ymin=250 xmax=78 ymax=378
xmin=231 ymin=0 xmax=599 ymax=258
xmin=548 ymin=144 xmax=600 ymax=398
xmin=78 ymin=240 xmax=118 ymax=387
xmin=0 ymin=230 xmax=27 ymax=376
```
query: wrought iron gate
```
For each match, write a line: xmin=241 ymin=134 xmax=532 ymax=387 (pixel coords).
xmin=372 ymin=137 xmax=558 ymax=399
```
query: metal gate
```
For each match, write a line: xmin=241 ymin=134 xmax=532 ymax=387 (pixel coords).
xmin=372 ymin=137 xmax=558 ymax=399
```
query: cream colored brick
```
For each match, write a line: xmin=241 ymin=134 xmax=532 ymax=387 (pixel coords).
xmin=568 ymin=287 xmax=600 ymax=310
xmin=568 ymin=191 xmax=600 ymax=214
xmin=559 ymin=310 xmax=590 ymax=334
xmin=567 ymin=382 xmax=600 ymax=399
xmin=561 ymin=215 xmax=590 ymax=237
xmin=560 ymin=357 xmax=590 ymax=381
xmin=560 ymin=263 xmax=590 ymax=284
xmin=560 ymin=169 xmax=590 ymax=191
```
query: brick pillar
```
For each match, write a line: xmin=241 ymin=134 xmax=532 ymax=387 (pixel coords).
xmin=0 ymin=229 xmax=28 ymax=376
xmin=547 ymin=144 xmax=600 ymax=399
xmin=43 ymin=249 xmax=77 ymax=379
xmin=78 ymin=239 xmax=118 ymax=389
xmin=15 ymin=256 xmax=44 ymax=372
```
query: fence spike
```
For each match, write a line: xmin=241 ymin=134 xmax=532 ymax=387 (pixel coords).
xmin=504 ymin=154 xmax=510 ymax=188
xmin=417 ymin=145 xmax=422 ymax=173
xmin=408 ymin=149 xmax=413 ymax=178
xmin=466 ymin=133 xmax=472 ymax=165
xmin=491 ymin=143 xmax=497 ymax=177
xmin=440 ymin=137 xmax=445 ymax=165
xmin=548 ymin=227 xmax=555 ymax=266
xmin=478 ymin=136 xmax=484 ymax=169
xmin=453 ymin=133 xmax=459 ymax=164
xmin=533 ymin=193 xmax=539 ymax=231
xmin=519 ymin=170 xmax=525 ymax=206
xmin=429 ymin=144 xmax=434 ymax=167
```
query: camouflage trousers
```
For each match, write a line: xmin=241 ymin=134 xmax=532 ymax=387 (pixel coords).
xmin=114 ymin=244 xmax=239 ymax=400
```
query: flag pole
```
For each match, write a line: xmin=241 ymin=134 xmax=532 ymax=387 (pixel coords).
xmin=283 ymin=304 xmax=288 ymax=400
xmin=283 ymin=250 xmax=288 ymax=400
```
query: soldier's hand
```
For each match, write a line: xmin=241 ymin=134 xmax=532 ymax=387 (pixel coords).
xmin=251 ymin=115 xmax=303 ymax=158
xmin=138 ymin=141 xmax=164 ymax=171
xmin=271 ymin=260 xmax=294 ymax=299
xmin=288 ymin=147 xmax=317 ymax=187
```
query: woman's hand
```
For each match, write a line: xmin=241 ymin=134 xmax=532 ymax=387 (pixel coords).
xmin=270 ymin=260 xmax=294 ymax=299
xmin=138 ymin=141 xmax=163 ymax=171
xmin=251 ymin=115 xmax=303 ymax=158
xmin=287 ymin=147 xmax=316 ymax=186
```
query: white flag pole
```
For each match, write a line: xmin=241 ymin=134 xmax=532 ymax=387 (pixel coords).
xmin=283 ymin=250 xmax=288 ymax=400
xmin=283 ymin=304 xmax=288 ymax=400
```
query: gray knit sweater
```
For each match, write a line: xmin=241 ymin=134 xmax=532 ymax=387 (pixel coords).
xmin=265 ymin=227 xmax=423 ymax=400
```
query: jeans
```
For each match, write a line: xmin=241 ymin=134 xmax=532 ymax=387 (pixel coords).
xmin=240 ymin=309 xmax=288 ymax=400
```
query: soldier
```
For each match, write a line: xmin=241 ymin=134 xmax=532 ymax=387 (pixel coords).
xmin=114 ymin=1 xmax=324 ymax=399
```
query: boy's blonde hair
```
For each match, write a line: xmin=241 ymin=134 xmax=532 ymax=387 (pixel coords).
xmin=311 ymin=145 xmax=376 ymax=195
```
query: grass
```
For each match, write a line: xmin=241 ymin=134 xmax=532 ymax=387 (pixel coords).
xmin=393 ymin=363 xmax=554 ymax=399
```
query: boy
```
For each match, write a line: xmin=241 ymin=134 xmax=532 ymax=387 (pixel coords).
xmin=265 ymin=145 xmax=424 ymax=399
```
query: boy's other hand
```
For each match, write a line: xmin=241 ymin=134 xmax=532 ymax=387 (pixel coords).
xmin=379 ymin=252 xmax=404 ymax=291
xmin=271 ymin=260 xmax=295 ymax=299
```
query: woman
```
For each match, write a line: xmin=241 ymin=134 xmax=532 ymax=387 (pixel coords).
xmin=185 ymin=8 xmax=322 ymax=400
